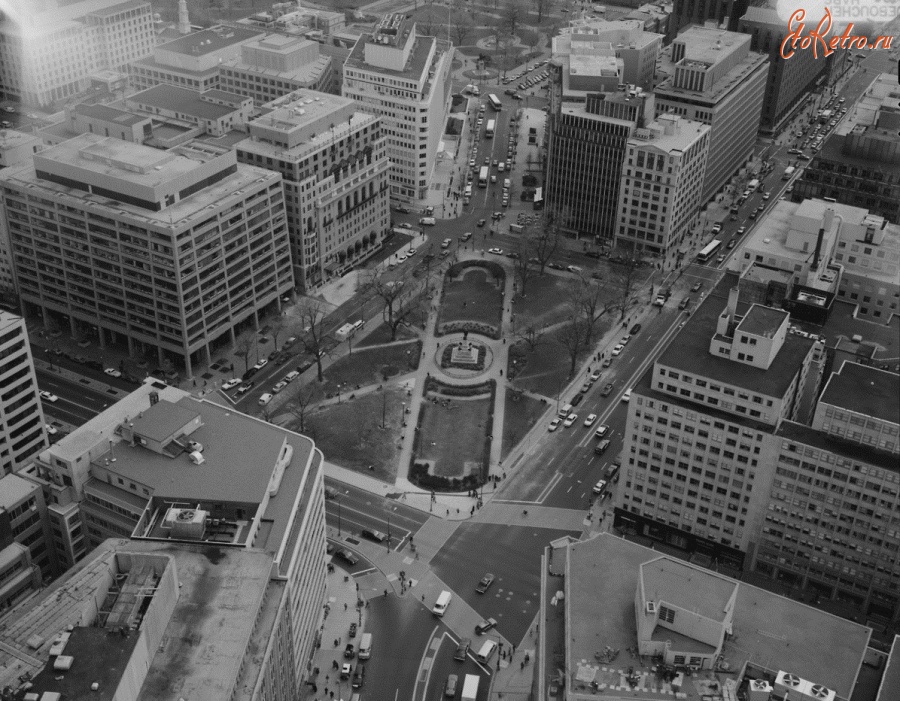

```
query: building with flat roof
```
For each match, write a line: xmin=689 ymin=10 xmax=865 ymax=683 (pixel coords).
xmin=614 ymin=114 xmax=710 ymax=259
xmin=669 ymin=0 xmax=750 ymax=42
xmin=543 ymin=534 xmax=870 ymax=701
xmin=737 ymin=7 xmax=826 ymax=134
xmin=793 ymin=73 xmax=900 ymax=225
xmin=236 ymin=89 xmax=389 ymax=290
xmin=65 ymin=102 xmax=153 ymax=144
xmin=0 ymin=133 xmax=293 ymax=377
xmin=126 ymin=83 xmax=254 ymax=136
xmin=545 ymin=91 xmax=656 ymax=242
xmin=0 ymin=312 xmax=47 ymax=476
xmin=0 ymin=0 xmax=155 ymax=107
xmin=552 ymin=19 xmax=663 ymax=95
xmin=654 ymin=26 xmax=767 ymax=203
xmin=879 ymin=636 xmax=900 ymax=701
xmin=2 ymin=377 xmax=327 ymax=698
xmin=129 ymin=25 xmax=265 ymax=93
xmin=219 ymin=34 xmax=336 ymax=105
xmin=0 ymin=472 xmax=51 ymax=607
xmin=342 ymin=13 xmax=452 ymax=202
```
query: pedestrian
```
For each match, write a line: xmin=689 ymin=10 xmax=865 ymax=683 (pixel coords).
xmin=344 ymin=603 xmax=347 ymax=611
xmin=521 ymin=660 xmax=525 ymax=670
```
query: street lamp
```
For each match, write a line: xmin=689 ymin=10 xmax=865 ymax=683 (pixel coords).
xmin=336 ymin=497 xmax=342 ymax=537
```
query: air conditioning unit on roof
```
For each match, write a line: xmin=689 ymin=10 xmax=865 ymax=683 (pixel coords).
xmin=749 ymin=680 xmax=773 ymax=701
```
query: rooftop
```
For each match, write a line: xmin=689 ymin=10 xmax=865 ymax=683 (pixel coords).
xmin=671 ymin=26 xmax=749 ymax=65
xmin=0 ymin=473 xmax=37 ymax=509
xmin=71 ymin=102 xmax=149 ymax=127
xmin=878 ymin=636 xmax=900 ymax=701
xmin=641 ymin=557 xmax=736 ymax=622
xmin=129 ymin=84 xmax=245 ymax=121
xmin=131 ymin=398 xmax=200 ymax=443
xmin=819 ymin=360 xmax=899 ymax=425
xmin=776 ymin=420 xmax=899 ymax=473
xmin=156 ymin=25 xmax=262 ymax=57
xmin=563 ymin=534 xmax=870 ymax=700
xmin=0 ymin=0 xmax=148 ymax=31
xmin=346 ymin=29 xmax=438 ymax=82
xmin=736 ymin=304 xmax=788 ymax=338
xmin=629 ymin=114 xmax=709 ymax=153
xmin=655 ymin=273 xmax=815 ymax=397
xmin=130 ymin=54 xmax=221 ymax=79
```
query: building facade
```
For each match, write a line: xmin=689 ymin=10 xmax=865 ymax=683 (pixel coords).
xmin=654 ymin=27 xmax=767 ymax=203
xmin=793 ymin=73 xmax=900 ymax=225
xmin=0 ymin=0 xmax=155 ymax=106
xmin=669 ymin=0 xmax=750 ymax=42
xmin=0 ymin=472 xmax=54 ymax=589
xmin=738 ymin=7 xmax=826 ymax=134
xmin=125 ymin=84 xmax=255 ymax=136
xmin=0 ymin=134 xmax=293 ymax=377
xmin=614 ymin=114 xmax=710 ymax=258
xmin=545 ymin=91 xmax=655 ymax=242
xmin=342 ymin=14 xmax=452 ymax=202
xmin=236 ymin=90 xmax=390 ymax=291
xmin=0 ymin=311 xmax=47 ymax=476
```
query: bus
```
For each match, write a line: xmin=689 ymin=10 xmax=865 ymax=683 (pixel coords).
xmin=487 ymin=94 xmax=502 ymax=111
xmin=485 ymin=119 xmax=495 ymax=138
xmin=782 ymin=166 xmax=795 ymax=180
xmin=697 ymin=239 xmax=722 ymax=263
xmin=478 ymin=166 xmax=489 ymax=187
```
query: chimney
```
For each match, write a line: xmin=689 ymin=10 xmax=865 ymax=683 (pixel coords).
xmin=149 ymin=391 xmax=159 ymax=406
xmin=812 ymin=208 xmax=834 ymax=271
xmin=177 ymin=0 xmax=191 ymax=35
xmin=717 ymin=286 xmax=739 ymax=336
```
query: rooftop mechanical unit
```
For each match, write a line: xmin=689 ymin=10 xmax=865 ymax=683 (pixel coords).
xmin=162 ymin=507 xmax=209 ymax=539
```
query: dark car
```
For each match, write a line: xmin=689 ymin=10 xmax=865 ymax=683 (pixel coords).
xmin=243 ymin=367 xmax=258 ymax=381
xmin=600 ymin=383 xmax=614 ymax=397
xmin=336 ymin=549 xmax=359 ymax=566
xmin=454 ymin=638 xmax=471 ymax=661
xmin=235 ymin=382 xmax=255 ymax=396
xmin=585 ymin=251 xmax=601 ymax=259
xmin=349 ymin=622 xmax=357 ymax=638
xmin=344 ymin=643 xmax=355 ymax=658
xmin=361 ymin=528 xmax=388 ymax=543
xmin=86 ymin=359 xmax=103 ymax=371
xmin=394 ymin=204 xmax=411 ymax=213
xmin=475 ymin=573 xmax=495 ymax=594
xmin=475 ymin=617 xmax=498 ymax=635
xmin=570 ymin=393 xmax=584 ymax=406
xmin=352 ymin=665 xmax=365 ymax=688
xmin=691 ymin=282 xmax=703 ymax=293
xmin=630 ymin=323 xmax=642 ymax=335
xmin=547 ymin=262 xmax=566 ymax=270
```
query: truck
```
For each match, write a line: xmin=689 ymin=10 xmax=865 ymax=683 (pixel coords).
xmin=818 ymin=109 xmax=833 ymax=123
xmin=485 ymin=119 xmax=495 ymax=138
xmin=747 ymin=178 xmax=760 ymax=192
xmin=478 ymin=166 xmax=489 ymax=187
xmin=782 ymin=166 xmax=796 ymax=181
xmin=462 ymin=674 xmax=479 ymax=701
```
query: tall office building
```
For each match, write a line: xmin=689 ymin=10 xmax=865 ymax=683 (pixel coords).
xmin=654 ymin=27 xmax=767 ymax=203
xmin=1 ymin=379 xmax=328 ymax=700
xmin=0 ymin=311 xmax=47 ymax=476
xmin=738 ymin=7 xmax=827 ymax=134
xmin=0 ymin=472 xmax=54 ymax=585
xmin=342 ymin=13 xmax=452 ymax=202
xmin=793 ymin=73 xmax=900 ymax=225
xmin=669 ymin=0 xmax=750 ymax=42
xmin=0 ymin=0 xmax=155 ymax=106
xmin=613 ymin=114 xmax=710 ymax=258
xmin=236 ymin=90 xmax=390 ymax=291
xmin=0 ymin=134 xmax=293 ymax=377
xmin=545 ymin=91 xmax=656 ymax=242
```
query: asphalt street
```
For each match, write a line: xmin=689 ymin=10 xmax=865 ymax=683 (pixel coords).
xmin=325 ymin=479 xmax=430 ymax=548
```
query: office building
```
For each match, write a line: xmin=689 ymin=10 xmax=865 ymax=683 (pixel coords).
xmin=236 ymin=90 xmax=390 ymax=291
xmin=0 ymin=472 xmax=53 ymax=597
xmin=738 ymin=7 xmax=826 ymax=134
xmin=343 ymin=13 xmax=452 ymax=201
xmin=793 ymin=73 xmax=900 ymax=225
xmin=669 ymin=0 xmax=750 ymax=42
xmin=552 ymin=19 xmax=663 ymax=94
xmin=614 ymin=114 xmax=710 ymax=258
xmin=126 ymin=84 xmax=255 ymax=136
xmin=622 ymin=3 xmax=672 ymax=37
xmin=219 ymin=34 xmax=336 ymax=105
xmin=3 ymin=378 xmax=328 ymax=699
xmin=129 ymin=25 xmax=264 ymax=93
xmin=654 ymin=27 xmax=767 ymax=203
xmin=545 ymin=91 xmax=656 ymax=241
xmin=0 ymin=311 xmax=47 ymax=476
xmin=64 ymin=102 xmax=153 ymax=144
xmin=541 ymin=533 xmax=871 ymax=701
xmin=737 ymin=199 xmax=899 ymax=324
xmin=0 ymin=133 xmax=293 ymax=377
xmin=0 ymin=0 xmax=155 ymax=107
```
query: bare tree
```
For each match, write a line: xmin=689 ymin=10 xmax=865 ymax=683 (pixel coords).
xmin=296 ymin=298 xmax=329 ymax=382
xmin=288 ymin=382 xmax=322 ymax=434
xmin=496 ymin=32 xmax=516 ymax=77
xmin=513 ymin=235 xmax=537 ymax=296
xmin=614 ymin=259 xmax=641 ymax=321
xmin=235 ymin=336 xmax=255 ymax=375
xmin=513 ymin=319 xmax=545 ymax=351
xmin=502 ymin=4 xmax=520 ymax=36
xmin=452 ymin=16 xmax=474 ymax=47
xmin=533 ymin=0 xmax=554 ymax=24
xmin=270 ymin=316 xmax=286 ymax=351
xmin=362 ymin=269 xmax=426 ymax=341
xmin=571 ymin=274 xmax=614 ymax=345
xmin=531 ymin=213 xmax=561 ymax=275
xmin=558 ymin=314 xmax=590 ymax=378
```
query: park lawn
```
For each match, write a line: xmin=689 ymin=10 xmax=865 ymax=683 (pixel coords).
xmin=513 ymin=272 xmax=570 ymax=325
xmin=509 ymin=324 xmax=596 ymax=398
xmin=501 ymin=391 xmax=547 ymax=461
xmin=301 ymin=387 xmax=406 ymax=482
xmin=416 ymin=395 xmax=491 ymax=479
xmin=320 ymin=340 xmax=421 ymax=395
xmin=355 ymin=321 xmax=419 ymax=349
xmin=439 ymin=267 xmax=504 ymax=327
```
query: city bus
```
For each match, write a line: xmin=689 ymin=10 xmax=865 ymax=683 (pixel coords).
xmin=485 ymin=119 xmax=495 ymax=138
xmin=697 ymin=239 xmax=722 ymax=264
xmin=487 ymin=94 xmax=502 ymax=111
xmin=478 ymin=166 xmax=489 ymax=187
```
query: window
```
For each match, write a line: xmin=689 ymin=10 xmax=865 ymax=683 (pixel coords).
xmin=659 ymin=605 xmax=676 ymax=624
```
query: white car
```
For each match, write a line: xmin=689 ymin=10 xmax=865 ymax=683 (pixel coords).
xmin=271 ymin=381 xmax=288 ymax=394
xmin=590 ymin=370 xmax=602 ymax=381
xmin=621 ymin=388 xmax=632 ymax=402
xmin=563 ymin=413 xmax=578 ymax=428
xmin=583 ymin=414 xmax=597 ymax=427
xmin=488 ymin=248 xmax=504 ymax=255
xmin=284 ymin=370 xmax=300 ymax=382
xmin=45 ymin=424 xmax=59 ymax=436
xmin=253 ymin=358 xmax=268 ymax=371
xmin=396 ymin=222 xmax=412 ymax=229
xmin=548 ymin=417 xmax=561 ymax=432
xmin=221 ymin=378 xmax=241 ymax=390
xmin=39 ymin=391 xmax=59 ymax=403
xmin=620 ymin=335 xmax=631 ymax=345
xmin=611 ymin=344 xmax=624 ymax=356
xmin=104 ymin=368 xmax=122 ymax=378
xmin=595 ymin=424 xmax=610 ymax=438
xmin=258 ymin=393 xmax=274 ymax=406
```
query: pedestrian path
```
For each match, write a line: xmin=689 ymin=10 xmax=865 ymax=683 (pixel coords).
xmin=407 ymin=516 xmax=462 ymax=564
xmin=474 ymin=503 xmax=589 ymax=532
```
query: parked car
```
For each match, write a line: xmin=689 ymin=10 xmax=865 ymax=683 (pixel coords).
xmin=352 ymin=665 xmax=365 ymax=688
xmin=475 ymin=617 xmax=498 ymax=635
xmin=611 ymin=344 xmax=624 ymax=356
xmin=630 ymin=323 xmax=642 ymax=335
xmin=221 ymin=378 xmax=241 ymax=390
xmin=548 ymin=417 xmax=561 ymax=432
xmin=475 ymin=573 xmax=495 ymax=594
xmin=349 ymin=622 xmax=357 ymax=638
xmin=445 ymin=674 xmax=458 ymax=698
xmin=621 ymin=388 xmax=632 ymax=402
xmin=361 ymin=528 xmax=388 ymax=543
xmin=344 ymin=643 xmax=356 ymax=659
xmin=454 ymin=638 xmax=471 ymax=661
xmin=252 ymin=358 xmax=268 ymax=371
xmin=271 ymin=381 xmax=288 ymax=394
xmin=104 ymin=368 xmax=122 ymax=378
xmin=570 ymin=393 xmax=584 ymax=406
xmin=341 ymin=663 xmax=352 ymax=679
xmin=258 ymin=393 xmax=273 ymax=406
xmin=235 ymin=382 xmax=255 ymax=396
xmin=691 ymin=282 xmax=703 ymax=293
xmin=590 ymin=370 xmax=602 ymax=381
xmin=563 ymin=413 xmax=578 ymax=428
xmin=336 ymin=549 xmax=359 ymax=566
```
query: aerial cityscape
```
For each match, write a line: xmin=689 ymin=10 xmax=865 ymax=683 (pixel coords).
xmin=0 ymin=1 xmax=897 ymax=700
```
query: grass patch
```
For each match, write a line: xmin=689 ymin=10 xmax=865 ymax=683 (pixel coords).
xmin=355 ymin=321 xmax=419 ymax=349
xmin=501 ymin=390 xmax=547 ymax=461
xmin=301 ymin=387 xmax=406 ymax=482
xmin=438 ymin=265 xmax=504 ymax=329
xmin=513 ymin=273 xmax=571 ymax=325
xmin=509 ymin=324 xmax=590 ymax=398
xmin=320 ymin=340 xmax=421 ymax=395
xmin=415 ymin=389 xmax=493 ymax=480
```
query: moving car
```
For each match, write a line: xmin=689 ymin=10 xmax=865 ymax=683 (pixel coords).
xmin=600 ymin=383 xmax=614 ymax=397
xmin=563 ymin=413 xmax=578 ymax=428
xmin=595 ymin=424 xmax=610 ymax=438
xmin=583 ymin=414 xmax=597 ymax=427
xmin=488 ymin=247 xmax=504 ymax=255
xmin=352 ymin=665 xmax=365 ymax=688
xmin=454 ymin=638 xmax=471 ymax=661
xmin=361 ymin=528 xmax=388 ymax=543
xmin=691 ymin=282 xmax=703 ymax=293
xmin=621 ymin=388 xmax=632 ymax=402
xmin=271 ymin=381 xmax=288 ymax=394
xmin=594 ymin=439 xmax=611 ymax=455
xmin=104 ymin=368 xmax=122 ymax=378
xmin=39 ymin=391 xmax=59 ymax=403
xmin=475 ymin=573 xmax=495 ymax=594
xmin=336 ymin=549 xmax=359 ymax=566
xmin=548 ymin=417 xmax=561 ymax=432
